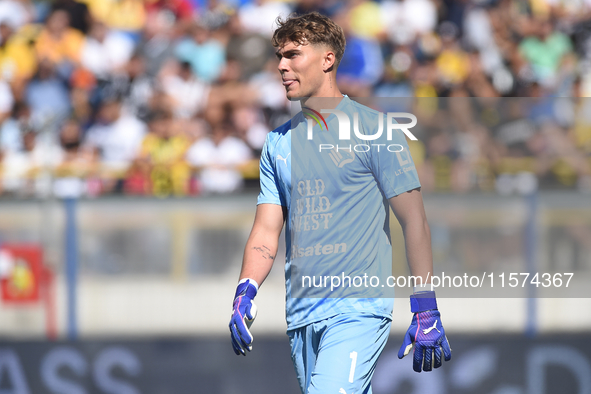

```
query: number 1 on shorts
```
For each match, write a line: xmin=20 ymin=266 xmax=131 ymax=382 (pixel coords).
xmin=348 ymin=351 xmax=358 ymax=383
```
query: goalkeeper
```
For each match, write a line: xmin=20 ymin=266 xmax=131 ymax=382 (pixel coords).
xmin=229 ymin=11 xmax=451 ymax=394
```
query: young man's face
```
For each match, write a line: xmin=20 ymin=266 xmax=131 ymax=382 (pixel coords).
xmin=276 ymin=41 xmax=328 ymax=100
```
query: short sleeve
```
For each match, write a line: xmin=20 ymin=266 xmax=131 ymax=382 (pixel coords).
xmin=366 ymin=128 xmax=421 ymax=199
xmin=257 ymin=135 xmax=282 ymax=206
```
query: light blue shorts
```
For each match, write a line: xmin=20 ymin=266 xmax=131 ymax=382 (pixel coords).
xmin=287 ymin=313 xmax=392 ymax=394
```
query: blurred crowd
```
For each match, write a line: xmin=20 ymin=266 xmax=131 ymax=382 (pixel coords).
xmin=0 ymin=0 xmax=589 ymax=197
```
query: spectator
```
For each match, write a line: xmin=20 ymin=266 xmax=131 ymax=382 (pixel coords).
xmin=83 ymin=0 xmax=146 ymax=36
xmin=25 ymin=59 xmax=70 ymax=131
xmin=0 ymin=102 xmax=29 ymax=155
xmin=52 ymin=0 xmax=92 ymax=34
xmin=435 ymin=22 xmax=471 ymax=88
xmin=238 ymin=0 xmax=291 ymax=38
xmin=81 ymin=21 xmax=136 ymax=80
xmin=0 ymin=77 xmax=14 ymax=124
xmin=136 ymin=11 xmax=175 ymax=78
xmin=571 ymin=79 xmax=591 ymax=154
xmin=381 ymin=0 xmax=437 ymax=45
xmin=69 ymin=68 xmax=96 ymax=130
xmin=53 ymin=118 xmax=101 ymax=198
xmin=0 ymin=21 xmax=37 ymax=84
xmin=84 ymin=97 xmax=147 ymax=191
xmin=292 ymin=0 xmax=336 ymax=18
xmin=145 ymin=0 xmax=195 ymax=36
xmin=226 ymin=14 xmax=275 ymax=80
xmin=0 ymin=0 xmax=34 ymax=31
xmin=146 ymin=0 xmax=194 ymax=21
xmin=248 ymin=58 xmax=290 ymax=114
xmin=420 ymin=129 xmax=460 ymax=193
xmin=139 ymin=110 xmax=191 ymax=196
xmin=124 ymin=156 xmax=152 ymax=196
xmin=348 ymin=0 xmax=384 ymax=40
xmin=160 ymin=60 xmax=210 ymax=119
xmin=97 ymin=54 xmax=154 ymax=121
xmin=175 ymin=22 xmax=226 ymax=82
xmin=1 ymin=129 xmax=62 ymax=196
xmin=374 ymin=63 xmax=415 ymax=98
xmin=232 ymin=104 xmax=268 ymax=155
xmin=335 ymin=12 xmax=384 ymax=94
xmin=144 ymin=89 xmax=174 ymax=122
xmin=34 ymin=9 xmax=85 ymax=69
xmin=519 ymin=17 xmax=574 ymax=87
xmin=56 ymin=118 xmax=95 ymax=177
xmin=186 ymin=122 xmax=252 ymax=194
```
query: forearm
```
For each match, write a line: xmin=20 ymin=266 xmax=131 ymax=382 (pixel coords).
xmin=402 ymin=216 xmax=433 ymax=287
xmin=239 ymin=232 xmax=279 ymax=286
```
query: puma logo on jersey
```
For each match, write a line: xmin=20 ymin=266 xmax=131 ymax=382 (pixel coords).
xmin=277 ymin=153 xmax=291 ymax=167
xmin=422 ymin=319 xmax=440 ymax=335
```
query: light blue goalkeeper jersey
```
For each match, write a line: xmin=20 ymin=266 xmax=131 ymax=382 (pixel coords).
xmin=257 ymin=96 xmax=421 ymax=330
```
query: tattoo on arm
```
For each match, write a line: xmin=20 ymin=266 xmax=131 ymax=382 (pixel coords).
xmin=253 ymin=245 xmax=275 ymax=260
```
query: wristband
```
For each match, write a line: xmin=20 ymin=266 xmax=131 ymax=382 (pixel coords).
xmin=235 ymin=278 xmax=258 ymax=299
xmin=413 ymin=282 xmax=433 ymax=293
xmin=410 ymin=290 xmax=437 ymax=313
xmin=238 ymin=277 xmax=259 ymax=291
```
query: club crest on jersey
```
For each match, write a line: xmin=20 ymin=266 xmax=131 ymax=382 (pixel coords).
xmin=328 ymin=148 xmax=355 ymax=168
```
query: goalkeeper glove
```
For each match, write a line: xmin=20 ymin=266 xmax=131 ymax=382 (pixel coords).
xmin=229 ymin=278 xmax=258 ymax=356
xmin=398 ymin=290 xmax=452 ymax=372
